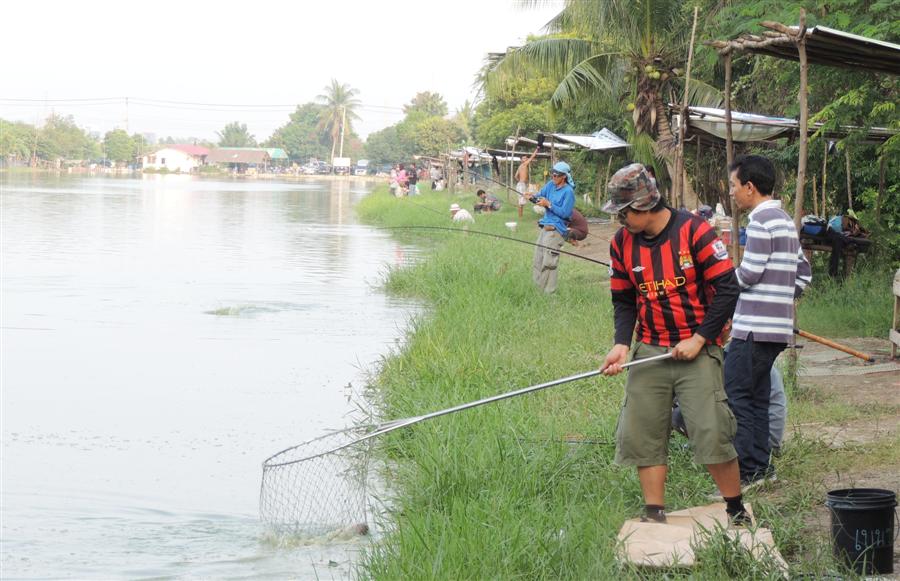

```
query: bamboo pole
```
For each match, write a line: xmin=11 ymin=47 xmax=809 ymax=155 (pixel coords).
xmin=793 ymin=9 xmax=808 ymax=230
xmin=812 ymin=173 xmax=818 ymax=216
xmin=674 ymin=6 xmax=700 ymax=210
xmin=822 ymin=140 xmax=829 ymax=216
xmin=724 ymin=51 xmax=739 ymax=258
xmin=845 ymin=145 xmax=853 ymax=209
xmin=876 ymin=153 xmax=885 ymax=222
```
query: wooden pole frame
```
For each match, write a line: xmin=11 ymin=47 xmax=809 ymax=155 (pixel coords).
xmin=674 ymin=6 xmax=700 ymax=211
xmin=724 ymin=50 xmax=739 ymax=259
xmin=793 ymin=9 xmax=809 ymax=230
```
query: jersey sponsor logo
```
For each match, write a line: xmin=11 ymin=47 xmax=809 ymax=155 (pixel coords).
xmin=712 ymin=240 xmax=728 ymax=260
xmin=638 ymin=276 xmax=687 ymax=296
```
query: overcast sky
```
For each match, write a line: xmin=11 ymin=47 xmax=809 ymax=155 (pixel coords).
xmin=1 ymin=0 xmax=563 ymax=142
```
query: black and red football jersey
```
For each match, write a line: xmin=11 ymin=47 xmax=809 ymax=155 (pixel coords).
xmin=610 ymin=209 xmax=735 ymax=347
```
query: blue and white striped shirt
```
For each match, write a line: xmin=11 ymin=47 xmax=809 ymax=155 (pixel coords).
xmin=731 ymin=199 xmax=812 ymax=344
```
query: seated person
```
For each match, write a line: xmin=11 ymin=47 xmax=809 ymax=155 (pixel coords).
xmin=473 ymin=189 xmax=501 ymax=213
xmin=450 ymin=203 xmax=474 ymax=223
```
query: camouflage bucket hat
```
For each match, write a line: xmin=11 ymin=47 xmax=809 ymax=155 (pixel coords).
xmin=602 ymin=163 xmax=661 ymax=213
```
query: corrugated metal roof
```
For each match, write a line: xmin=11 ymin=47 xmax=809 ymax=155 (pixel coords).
xmin=712 ymin=25 xmax=900 ymax=76
xmin=206 ymin=148 xmax=270 ymax=164
xmin=685 ymin=105 xmax=897 ymax=144
xmin=264 ymin=148 xmax=288 ymax=160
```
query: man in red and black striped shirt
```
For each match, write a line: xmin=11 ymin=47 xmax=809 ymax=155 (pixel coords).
xmin=600 ymin=163 xmax=750 ymax=526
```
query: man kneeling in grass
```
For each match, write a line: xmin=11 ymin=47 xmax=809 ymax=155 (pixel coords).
xmin=600 ymin=163 xmax=750 ymax=526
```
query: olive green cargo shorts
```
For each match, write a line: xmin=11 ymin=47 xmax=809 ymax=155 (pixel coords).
xmin=614 ymin=342 xmax=738 ymax=466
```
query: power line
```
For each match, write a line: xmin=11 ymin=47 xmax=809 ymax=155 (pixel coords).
xmin=0 ymin=96 xmax=406 ymax=112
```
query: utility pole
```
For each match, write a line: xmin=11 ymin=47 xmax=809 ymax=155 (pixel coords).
xmin=125 ymin=96 xmax=129 ymax=133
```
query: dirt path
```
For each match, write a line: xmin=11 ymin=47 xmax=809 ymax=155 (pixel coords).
xmin=791 ymin=337 xmax=900 ymax=575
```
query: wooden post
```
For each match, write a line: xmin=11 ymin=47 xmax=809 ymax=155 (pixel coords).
xmin=724 ymin=50 xmax=739 ymax=259
xmin=602 ymin=155 xmax=613 ymax=207
xmin=822 ymin=140 xmax=829 ymax=217
xmin=812 ymin=173 xmax=818 ymax=216
xmin=876 ymin=154 xmax=885 ymax=222
xmin=673 ymin=6 xmax=700 ymax=211
xmin=845 ymin=145 xmax=853 ymax=210
xmin=793 ymin=9 xmax=809 ymax=231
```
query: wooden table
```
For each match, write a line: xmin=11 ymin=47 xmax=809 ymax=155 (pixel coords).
xmin=800 ymin=233 xmax=871 ymax=277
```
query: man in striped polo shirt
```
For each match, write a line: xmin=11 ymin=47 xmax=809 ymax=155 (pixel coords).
xmin=726 ymin=155 xmax=812 ymax=487
xmin=601 ymin=163 xmax=750 ymax=526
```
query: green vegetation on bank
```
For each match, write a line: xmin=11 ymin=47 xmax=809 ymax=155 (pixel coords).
xmin=355 ymin=184 xmax=893 ymax=579
xmin=798 ymin=264 xmax=894 ymax=338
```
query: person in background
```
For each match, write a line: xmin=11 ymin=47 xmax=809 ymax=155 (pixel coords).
xmin=450 ymin=203 xmax=474 ymax=224
xmin=516 ymin=147 xmax=539 ymax=217
xmin=531 ymin=161 xmax=575 ymax=293
xmin=474 ymin=189 xmax=501 ymax=213
xmin=407 ymin=163 xmax=419 ymax=195
xmin=600 ymin=163 xmax=749 ymax=526
xmin=726 ymin=154 xmax=811 ymax=487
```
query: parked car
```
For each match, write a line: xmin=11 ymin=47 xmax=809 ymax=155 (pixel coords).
xmin=354 ymin=159 xmax=370 ymax=176
xmin=315 ymin=162 xmax=332 ymax=174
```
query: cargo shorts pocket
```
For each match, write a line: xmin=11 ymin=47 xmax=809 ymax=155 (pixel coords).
xmin=716 ymin=395 xmax=737 ymax=441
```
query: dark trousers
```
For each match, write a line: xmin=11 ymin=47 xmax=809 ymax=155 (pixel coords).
xmin=724 ymin=333 xmax=786 ymax=482
xmin=826 ymin=229 xmax=846 ymax=278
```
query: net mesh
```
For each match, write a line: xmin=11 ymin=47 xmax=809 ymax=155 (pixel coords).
xmin=260 ymin=426 xmax=375 ymax=537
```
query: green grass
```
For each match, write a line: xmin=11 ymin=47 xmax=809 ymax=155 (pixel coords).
xmin=355 ymin=185 xmax=881 ymax=579
xmin=797 ymin=263 xmax=894 ymax=338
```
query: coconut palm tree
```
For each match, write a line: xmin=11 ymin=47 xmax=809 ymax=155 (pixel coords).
xmin=487 ymin=0 xmax=722 ymax=197
xmin=317 ymin=79 xmax=361 ymax=163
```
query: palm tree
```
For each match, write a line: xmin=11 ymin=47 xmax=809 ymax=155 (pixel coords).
xmin=453 ymin=100 xmax=475 ymax=141
xmin=317 ymin=79 xmax=361 ymax=163
xmin=487 ymin=0 xmax=721 ymax=199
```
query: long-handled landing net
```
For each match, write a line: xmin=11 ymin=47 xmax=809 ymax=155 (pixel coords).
xmin=259 ymin=351 xmax=673 ymax=536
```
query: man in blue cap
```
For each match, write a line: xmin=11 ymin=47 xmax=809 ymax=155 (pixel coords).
xmin=530 ymin=161 xmax=575 ymax=293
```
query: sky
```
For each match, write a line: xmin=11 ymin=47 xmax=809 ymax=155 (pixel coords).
xmin=1 ymin=0 xmax=563 ymax=142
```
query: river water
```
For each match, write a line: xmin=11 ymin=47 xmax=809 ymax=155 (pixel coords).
xmin=0 ymin=174 xmax=419 ymax=579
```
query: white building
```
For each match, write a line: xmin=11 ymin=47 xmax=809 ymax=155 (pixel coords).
xmin=142 ymin=144 xmax=209 ymax=173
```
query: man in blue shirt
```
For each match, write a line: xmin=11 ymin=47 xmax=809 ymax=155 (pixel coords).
xmin=531 ymin=161 xmax=575 ymax=293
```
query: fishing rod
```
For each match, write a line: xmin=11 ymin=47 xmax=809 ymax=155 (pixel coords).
xmin=265 ymin=351 xmax=673 ymax=465
xmin=380 ymin=225 xmax=610 ymax=267
xmin=458 ymin=166 xmax=524 ymax=198
xmin=457 ymin=166 xmax=611 ymax=243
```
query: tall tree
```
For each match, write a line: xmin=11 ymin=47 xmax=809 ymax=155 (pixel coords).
xmin=217 ymin=122 xmax=256 ymax=147
xmin=38 ymin=114 xmax=98 ymax=161
xmin=487 ymin=0 xmax=722 ymax=188
xmin=265 ymin=103 xmax=331 ymax=162
xmin=317 ymin=79 xmax=361 ymax=162
xmin=403 ymin=91 xmax=448 ymax=117
xmin=104 ymin=129 xmax=135 ymax=163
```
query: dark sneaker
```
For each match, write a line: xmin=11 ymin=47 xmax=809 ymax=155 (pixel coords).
xmin=640 ymin=507 xmax=667 ymax=523
xmin=727 ymin=508 xmax=753 ymax=527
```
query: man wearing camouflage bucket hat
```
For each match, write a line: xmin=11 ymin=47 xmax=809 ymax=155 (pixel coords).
xmin=600 ymin=163 xmax=751 ymax=527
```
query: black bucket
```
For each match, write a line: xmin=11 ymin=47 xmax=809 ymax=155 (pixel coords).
xmin=825 ymin=488 xmax=897 ymax=575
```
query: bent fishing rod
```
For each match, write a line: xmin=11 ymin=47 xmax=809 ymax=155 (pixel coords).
xmin=380 ymin=225 xmax=610 ymax=267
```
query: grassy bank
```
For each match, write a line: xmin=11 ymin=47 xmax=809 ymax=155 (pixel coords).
xmin=355 ymin=185 xmax=884 ymax=579
xmin=798 ymin=264 xmax=894 ymax=337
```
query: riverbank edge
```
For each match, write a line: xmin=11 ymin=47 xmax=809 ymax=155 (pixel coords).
xmin=353 ymin=184 xmax=894 ymax=579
